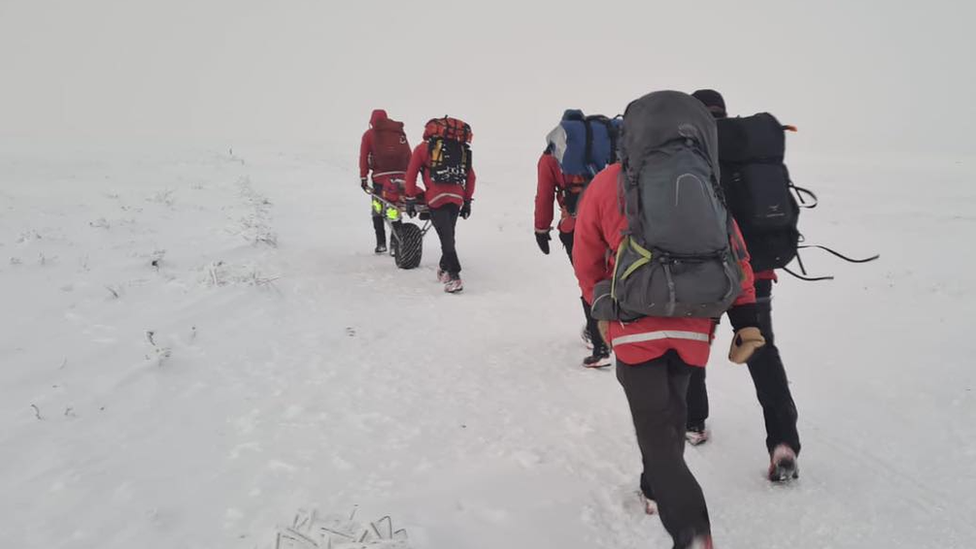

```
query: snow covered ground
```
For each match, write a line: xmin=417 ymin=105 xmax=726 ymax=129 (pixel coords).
xmin=1 ymin=145 xmax=974 ymax=549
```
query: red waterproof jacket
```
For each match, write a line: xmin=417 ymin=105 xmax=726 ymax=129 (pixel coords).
xmin=534 ymin=153 xmax=584 ymax=234
xmin=359 ymin=109 xmax=388 ymax=179
xmin=573 ymin=164 xmax=757 ymax=367
xmin=359 ymin=109 xmax=410 ymax=201
xmin=404 ymin=141 xmax=476 ymax=208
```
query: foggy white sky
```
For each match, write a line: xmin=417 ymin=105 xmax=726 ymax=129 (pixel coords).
xmin=1 ymin=0 xmax=973 ymax=157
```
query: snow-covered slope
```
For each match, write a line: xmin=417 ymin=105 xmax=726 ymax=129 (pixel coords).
xmin=1 ymin=147 xmax=973 ymax=549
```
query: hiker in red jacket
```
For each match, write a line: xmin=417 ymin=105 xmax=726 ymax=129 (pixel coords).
xmin=534 ymin=147 xmax=610 ymax=367
xmin=687 ymin=88 xmax=802 ymax=482
xmin=574 ymin=91 xmax=764 ymax=549
xmin=359 ymin=109 xmax=411 ymax=253
xmin=404 ymin=117 xmax=476 ymax=293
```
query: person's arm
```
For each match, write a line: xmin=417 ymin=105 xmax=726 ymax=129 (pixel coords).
xmin=359 ymin=131 xmax=372 ymax=180
xmin=725 ymin=219 xmax=764 ymax=363
xmin=404 ymin=143 xmax=426 ymax=198
xmin=464 ymin=166 xmax=476 ymax=200
xmin=729 ymin=220 xmax=757 ymax=309
xmin=534 ymin=155 xmax=557 ymax=232
xmin=572 ymin=174 xmax=612 ymax=304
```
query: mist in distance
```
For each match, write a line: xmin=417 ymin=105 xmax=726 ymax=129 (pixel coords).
xmin=1 ymin=0 xmax=972 ymax=160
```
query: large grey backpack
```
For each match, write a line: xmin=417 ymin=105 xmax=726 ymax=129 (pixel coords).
xmin=592 ymin=91 xmax=745 ymax=321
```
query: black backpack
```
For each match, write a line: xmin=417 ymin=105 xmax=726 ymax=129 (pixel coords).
xmin=426 ymin=117 xmax=473 ymax=186
xmin=428 ymin=138 xmax=471 ymax=185
xmin=716 ymin=113 xmax=810 ymax=272
xmin=590 ymin=90 xmax=744 ymax=322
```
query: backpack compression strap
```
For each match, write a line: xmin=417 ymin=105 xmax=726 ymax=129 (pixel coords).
xmin=782 ymin=244 xmax=880 ymax=282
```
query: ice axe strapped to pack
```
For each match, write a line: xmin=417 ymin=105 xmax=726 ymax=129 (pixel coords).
xmin=424 ymin=116 xmax=472 ymax=186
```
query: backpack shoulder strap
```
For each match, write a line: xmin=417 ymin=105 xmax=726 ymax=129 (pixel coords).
xmin=583 ymin=121 xmax=594 ymax=175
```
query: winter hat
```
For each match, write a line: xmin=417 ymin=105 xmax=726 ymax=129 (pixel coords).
xmin=691 ymin=89 xmax=726 ymax=118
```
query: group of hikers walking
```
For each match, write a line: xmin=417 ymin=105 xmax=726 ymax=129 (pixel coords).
xmin=359 ymin=110 xmax=474 ymax=293
xmin=355 ymin=87 xmax=868 ymax=548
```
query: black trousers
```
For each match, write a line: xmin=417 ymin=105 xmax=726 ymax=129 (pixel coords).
xmin=560 ymin=230 xmax=607 ymax=353
xmin=687 ymin=279 xmax=800 ymax=455
xmin=370 ymin=182 xmax=386 ymax=246
xmin=618 ymin=351 xmax=710 ymax=548
xmin=371 ymin=215 xmax=386 ymax=246
xmin=430 ymin=203 xmax=462 ymax=276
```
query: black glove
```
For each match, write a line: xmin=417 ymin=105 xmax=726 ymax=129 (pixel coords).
xmin=535 ymin=231 xmax=551 ymax=255
xmin=405 ymin=197 xmax=417 ymax=218
xmin=460 ymin=200 xmax=471 ymax=219
xmin=360 ymin=177 xmax=369 ymax=192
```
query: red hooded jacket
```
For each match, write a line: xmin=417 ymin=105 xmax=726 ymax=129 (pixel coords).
xmin=404 ymin=141 xmax=476 ymax=209
xmin=534 ymin=153 xmax=585 ymax=234
xmin=573 ymin=164 xmax=757 ymax=367
xmin=359 ymin=109 xmax=388 ymax=179
xmin=359 ymin=109 xmax=411 ymax=201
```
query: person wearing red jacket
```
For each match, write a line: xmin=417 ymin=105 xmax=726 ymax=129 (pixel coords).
xmin=404 ymin=125 xmax=476 ymax=293
xmin=573 ymin=100 xmax=764 ymax=547
xmin=687 ymin=89 xmax=801 ymax=483
xmin=534 ymin=147 xmax=610 ymax=367
xmin=360 ymin=109 xmax=411 ymax=254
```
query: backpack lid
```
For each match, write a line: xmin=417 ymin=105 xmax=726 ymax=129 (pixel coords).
xmin=619 ymin=91 xmax=719 ymax=181
xmin=424 ymin=116 xmax=473 ymax=142
xmin=373 ymin=117 xmax=404 ymax=133
xmin=716 ymin=112 xmax=785 ymax=163
xmin=562 ymin=109 xmax=585 ymax=122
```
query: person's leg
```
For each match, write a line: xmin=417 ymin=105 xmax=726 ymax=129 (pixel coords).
xmin=747 ymin=279 xmax=800 ymax=456
xmin=372 ymin=216 xmax=386 ymax=247
xmin=565 ymin=229 xmax=608 ymax=358
xmin=429 ymin=206 xmax=449 ymax=273
xmin=616 ymin=353 xmax=710 ymax=547
xmin=559 ymin=230 xmax=574 ymax=263
xmin=686 ymin=367 xmax=709 ymax=431
xmin=439 ymin=203 xmax=461 ymax=276
xmin=662 ymin=356 xmax=711 ymax=548
xmin=580 ymin=297 xmax=609 ymax=357
xmin=370 ymin=182 xmax=386 ymax=249
xmin=429 ymin=204 xmax=462 ymax=276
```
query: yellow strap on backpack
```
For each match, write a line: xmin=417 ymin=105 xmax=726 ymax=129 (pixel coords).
xmin=430 ymin=140 xmax=444 ymax=167
xmin=611 ymin=237 xmax=653 ymax=298
xmin=620 ymin=239 xmax=653 ymax=281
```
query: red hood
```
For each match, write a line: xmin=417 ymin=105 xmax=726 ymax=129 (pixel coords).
xmin=370 ymin=109 xmax=388 ymax=127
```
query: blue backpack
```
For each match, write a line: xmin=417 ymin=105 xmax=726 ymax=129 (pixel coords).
xmin=547 ymin=110 xmax=622 ymax=177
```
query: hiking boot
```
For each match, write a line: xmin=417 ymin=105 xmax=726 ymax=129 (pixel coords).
xmin=768 ymin=443 xmax=799 ymax=482
xmin=685 ymin=422 xmax=710 ymax=446
xmin=582 ymin=346 xmax=611 ymax=368
xmin=687 ymin=535 xmax=714 ymax=549
xmin=639 ymin=492 xmax=658 ymax=516
xmin=374 ymin=243 xmax=387 ymax=254
xmin=436 ymin=269 xmax=450 ymax=283
xmin=444 ymin=275 xmax=463 ymax=294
